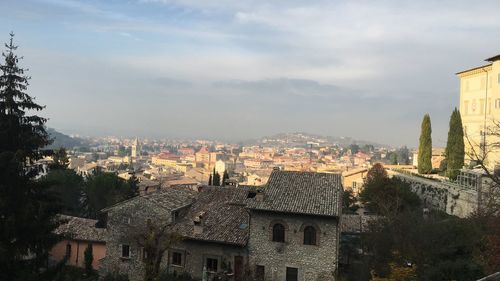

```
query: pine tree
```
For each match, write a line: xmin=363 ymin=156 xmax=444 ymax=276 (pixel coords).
xmin=445 ymin=108 xmax=465 ymax=180
xmin=0 ymin=33 xmax=61 ymax=280
xmin=418 ymin=114 xmax=433 ymax=174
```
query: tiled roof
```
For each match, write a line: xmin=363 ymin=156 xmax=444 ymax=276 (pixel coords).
xmin=102 ymin=187 xmax=196 ymax=212
xmin=55 ymin=215 xmax=106 ymax=242
xmin=174 ymin=186 xmax=250 ymax=247
xmin=247 ymin=170 xmax=342 ymax=217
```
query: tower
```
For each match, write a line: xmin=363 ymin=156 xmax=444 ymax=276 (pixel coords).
xmin=131 ymin=137 xmax=140 ymax=158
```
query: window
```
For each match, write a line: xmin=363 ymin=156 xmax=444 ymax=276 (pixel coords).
xmin=172 ymin=252 xmax=183 ymax=266
xmin=464 ymin=101 xmax=469 ymax=115
xmin=121 ymin=244 xmax=130 ymax=258
xmin=255 ymin=265 xmax=265 ymax=281
xmin=303 ymin=226 xmax=317 ymax=245
xmin=65 ymin=244 xmax=72 ymax=258
xmin=206 ymin=258 xmax=218 ymax=272
xmin=286 ymin=267 xmax=298 ymax=281
xmin=272 ymin=223 xmax=285 ymax=242
xmin=498 ymin=73 xmax=500 ymax=84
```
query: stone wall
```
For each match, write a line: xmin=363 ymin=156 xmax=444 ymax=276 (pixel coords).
xmin=248 ymin=210 xmax=339 ymax=281
xmin=170 ymin=240 xmax=247 ymax=280
xmin=100 ymin=197 xmax=176 ymax=281
xmin=394 ymin=173 xmax=478 ymax=218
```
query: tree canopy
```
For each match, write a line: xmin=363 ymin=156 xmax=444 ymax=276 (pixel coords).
xmin=0 ymin=33 xmax=61 ymax=281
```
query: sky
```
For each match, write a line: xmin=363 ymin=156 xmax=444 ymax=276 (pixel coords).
xmin=1 ymin=0 xmax=500 ymax=147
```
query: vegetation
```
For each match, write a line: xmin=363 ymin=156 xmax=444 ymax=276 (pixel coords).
xmin=222 ymin=169 xmax=229 ymax=186
xmin=445 ymin=108 xmax=465 ymax=180
xmin=84 ymin=243 xmax=94 ymax=276
xmin=418 ymin=114 xmax=432 ymax=174
xmin=128 ymin=220 xmax=182 ymax=281
xmin=353 ymin=164 xmax=499 ymax=280
xmin=83 ymin=171 xmax=138 ymax=219
xmin=42 ymin=169 xmax=85 ymax=216
xmin=157 ymin=271 xmax=197 ymax=281
xmin=0 ymin=33 xmax=62 ymax=281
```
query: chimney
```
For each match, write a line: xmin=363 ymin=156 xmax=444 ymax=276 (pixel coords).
xmin=255 ymin=190 xmax=264 ymax=202
xmin=193 ymin=211 xmax=206 ymax=235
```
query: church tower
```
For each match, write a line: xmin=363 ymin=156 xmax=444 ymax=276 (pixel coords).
xmin=131 ymin=137 xmax=140 ymax=158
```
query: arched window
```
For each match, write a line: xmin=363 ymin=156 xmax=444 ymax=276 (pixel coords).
xmin=303 ymin=226 xmax=317 ymax=245
xmin=272 ymin=223 xmax=285 ymax=242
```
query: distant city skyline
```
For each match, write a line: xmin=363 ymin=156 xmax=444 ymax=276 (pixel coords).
xmin=1 ymin=0 xmax=500 ymax=146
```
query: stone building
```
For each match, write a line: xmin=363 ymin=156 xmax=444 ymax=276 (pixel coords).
xmin=247 ymin=171 xmax=342 ymax=281
xmin=100 ymin=170 xmax=342 ymax=281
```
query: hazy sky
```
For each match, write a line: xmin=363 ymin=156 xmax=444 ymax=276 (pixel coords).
xmin=1 ymin=0 xmax=500 ymax=146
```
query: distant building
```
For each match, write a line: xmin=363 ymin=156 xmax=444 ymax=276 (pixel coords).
xmin=195 ymin=147 xmax=221 ymax=169
xmin=457 ymin=54 xmax=500 ymax=168
xmin=131 ymin=138 xmax=140 ymax=158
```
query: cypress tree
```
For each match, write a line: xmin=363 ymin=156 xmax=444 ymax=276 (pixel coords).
xmin=84 ymin=243 xmax=94 ymax=275
xmin=445 ymin=108 xmax=465 ymax=180
xmin=208 ymin=173 xmax=212 ymax=185
xmin=418 ymin=114 xmax=433 ymax=174
xmin=0 ymin=33 xmax=61 ymax=280
xmin=222 ymin=170 xmax=229 ymax=186
xmin=213 ymin=171 xmax=221 ymax=186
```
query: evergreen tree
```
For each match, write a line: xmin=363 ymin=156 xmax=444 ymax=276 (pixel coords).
xmin=84 ymin=243 xmax=94 ymax=276
xmin=445 ymin=108 xmax=465 ymax=180
xmin=213 ymin=171 xmax=221 ymax=186
xmin=418 ymin=114 xmax=433 ymax=174
xmin=208 ymin=173 xmax=212 ymax=185
xmin=49 ymin=147 xmax=69 ymax=170
xmin=0 ymin=33 xmax=61 ymax=280
xmin=222 ymin=170 xmax=229 ymax=186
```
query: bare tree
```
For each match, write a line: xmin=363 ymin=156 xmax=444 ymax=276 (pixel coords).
xmin=128 ymin=219 xmax=182 ymax=281
xmin=464 ymin=121 xmax=500 ymax=214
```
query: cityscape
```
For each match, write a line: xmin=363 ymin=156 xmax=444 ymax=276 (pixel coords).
xmin=0 ymin=1 xmax=499 ymax=281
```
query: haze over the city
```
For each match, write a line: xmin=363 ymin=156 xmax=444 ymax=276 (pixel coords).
xmin=2 ymin=0 xmax=500 ymax=146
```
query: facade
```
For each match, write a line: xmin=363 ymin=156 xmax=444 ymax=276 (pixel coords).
xmin=247 ymin=171 xmax=342 ymax=281
xmin=50 ymin=215 xmax=107 ymax=270
xmin=100 ymin=171 xmax=342 ymax=281
xmin=457 ymin=55 xmax=500 ymax=168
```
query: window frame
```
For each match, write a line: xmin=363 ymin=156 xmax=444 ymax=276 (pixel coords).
xmin=272 ymin=223 xmax=286 ymax=243
xmin=205 ymin=257 xmax=219 ymax=273
xmin=65 ymin=243 xmax=72 ymax=258
xmin=303 ymin=226 xmax=317 ymax=245
xmin=121 ymin=244 xmax=131 ymax=259
xmin=171 ymin=251 xmax=183 ymax=267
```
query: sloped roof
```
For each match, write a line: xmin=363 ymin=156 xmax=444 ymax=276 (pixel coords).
xmin=247 ymin=170 xmax=342 ymax=217
xmin=485 ymin=54 xmax=500 ymax=62
xmin=101 ymin=187 xmax=196 ymax=212
xmin=174 ymin=186 xmax=250 ymax=247
xmin=55 ymin=215 xmax=106 ymax=242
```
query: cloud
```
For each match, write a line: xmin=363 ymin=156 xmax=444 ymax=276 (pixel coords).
xmin=3 ymin=0 xmax=500 ymax=146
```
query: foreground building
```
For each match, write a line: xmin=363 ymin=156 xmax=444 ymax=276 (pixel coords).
xmin=100 ymin=170 xmax=343 ymax=281
xmin=50 ymin=215 xmax=106 ymax=270
xmin=457 ymin=54 xmax=500 ymax=168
